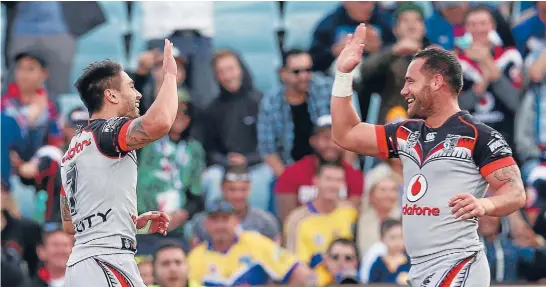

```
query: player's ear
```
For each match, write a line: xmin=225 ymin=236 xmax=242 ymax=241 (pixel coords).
xmin=104 ymin=89 xmax=120 ymax=104
xmin=430 ymin=74 xmax=443 ymax=91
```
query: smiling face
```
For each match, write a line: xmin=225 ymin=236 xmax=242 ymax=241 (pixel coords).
xmin=400 ymin=58 xmax=437 ymax=119
xmin=114 ymin=71 xmax=142 ymax=119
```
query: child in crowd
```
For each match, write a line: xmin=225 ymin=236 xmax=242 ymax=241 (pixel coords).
xmin=368 ymin=219 xmax=410 ymax=285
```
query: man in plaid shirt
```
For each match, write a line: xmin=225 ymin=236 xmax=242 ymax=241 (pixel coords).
xmin=258 ymin=49 xmax=332 ymax=177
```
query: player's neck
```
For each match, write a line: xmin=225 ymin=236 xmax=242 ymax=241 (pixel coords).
xmin=425 ymin=102 xmax=461 ymax=128
xmin=89 ymin=109 xmax=121 ymax=121
xmin=312 ymin=198 xmax=337 ymax=213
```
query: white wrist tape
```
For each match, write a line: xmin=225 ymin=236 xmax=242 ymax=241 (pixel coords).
xmin=332 ymin=70 xmax=353 ymax=98
xmin=136 ymin=220 xmax=152 ymax=234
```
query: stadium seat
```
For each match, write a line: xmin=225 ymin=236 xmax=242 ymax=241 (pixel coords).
xmin=283 ymin=1 xmax=340 ymax=50
xmin=241 ymin=51 xmax=281 ymax=94
xmin=213 ymin=2 xmax=280 ymax=54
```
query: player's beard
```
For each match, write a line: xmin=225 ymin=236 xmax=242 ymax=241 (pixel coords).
xmin=407 ymin=85 xmax=435 ymax=120
xmin=123 ymin=97 xmax=140 ymax=119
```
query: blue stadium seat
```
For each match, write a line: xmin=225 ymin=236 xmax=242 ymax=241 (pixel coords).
xmin=283 ymin=1 xmax=340 ymax=50
xmin=213 ymin=2 xmax=280 ymax=54
xmin=241 ymin=51 xmax=281 ymax=94
xmin=57 ymin=93 xmax=86 ymax=116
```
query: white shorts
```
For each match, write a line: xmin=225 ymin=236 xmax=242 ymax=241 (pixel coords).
xmin=65 ymin=253 xmax=146 ymax=287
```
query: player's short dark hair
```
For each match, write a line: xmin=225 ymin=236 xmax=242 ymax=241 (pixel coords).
xmin=412 ymin=48 xmax=463 ymax=94
xmin=464 ymin=5 xmax=495 ymax=24
xmin=74 ymin=60 xmax=123 ymax=115
xmin=380 ymin=218 xmax=402 ymax=237
xmin=152 ymin=240 xmax=185 ymax=265
xmin=282 ymin=48 xmax=307 ymax=67
xmin=315 ymin=159 xmax=344 ymax=176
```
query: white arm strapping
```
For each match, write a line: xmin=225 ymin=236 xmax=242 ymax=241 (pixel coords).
xmin=332 ymin=70 xmax=353 ymax=98
xmin=136 ymin=220 xmax=152 ymax=234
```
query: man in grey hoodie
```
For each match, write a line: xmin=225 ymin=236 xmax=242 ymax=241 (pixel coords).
xmin=201 ymin=50 xmax=274 ymax=212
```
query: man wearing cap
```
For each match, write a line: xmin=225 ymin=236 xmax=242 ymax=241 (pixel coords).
xmin=15 ymin=107 xmax=89 ymax=223
xmin=1 ymin=51 xmax=63 ymax=162
xmin=187 ymin=199 xmax=311 ymax=286
xmin=32 ymin=222 xmax=74 ymax=287
xmin=188 ymin=166 xmax=280 ymax=247
xmin=275 ymin=115 xmax=363 ymax=223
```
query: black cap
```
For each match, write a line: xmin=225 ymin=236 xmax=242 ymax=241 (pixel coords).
xmin=15 ymin=51 xmax=47 ymax=68
xmin=66 ymin=107 xmax=89 ymax=127
xmin=205 ymin=199 xmax=235 ymax=215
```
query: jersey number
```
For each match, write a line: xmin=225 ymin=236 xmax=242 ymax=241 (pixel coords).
xmin=66 ymin=165 xmax=78 ymax=216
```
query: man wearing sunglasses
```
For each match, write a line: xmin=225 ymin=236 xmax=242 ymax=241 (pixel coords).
xmin=258 ymin=49 xmax=332 ymax=178
xmin=316 ymin=238 xmax=360 ymax=286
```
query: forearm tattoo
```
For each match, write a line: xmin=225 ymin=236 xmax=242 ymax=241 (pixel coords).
xmin=60 ymin=195 xmax=71 ymax=222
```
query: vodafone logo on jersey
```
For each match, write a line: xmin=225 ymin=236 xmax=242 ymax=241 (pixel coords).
xmin=403 ymin=174 xmax=440 ymax=217
xmin=406 ymin=174 xmax=428 ymax=202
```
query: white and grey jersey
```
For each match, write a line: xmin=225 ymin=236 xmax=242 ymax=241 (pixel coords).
xmin=60 ymin=117 xmax=138 ymax=266
xmin=375 ymin=111 xmax=516 ymax=264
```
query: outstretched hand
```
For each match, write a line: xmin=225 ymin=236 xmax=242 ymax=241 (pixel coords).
xmin=163 ymin=39 xmax=178 ymax=77
xmin=336 ymin=24 xmax=367 ymax=73
xmin=135 ymin=211 xmax=170 ymax=236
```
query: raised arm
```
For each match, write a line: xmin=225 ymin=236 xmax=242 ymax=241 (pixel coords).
xmin=331 ymin=24 xmax=382 ymax=157
xmin=124 ymin=39 xmax=179 ymax=151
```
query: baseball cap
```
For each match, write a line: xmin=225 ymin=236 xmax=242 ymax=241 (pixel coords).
xmin=314 ymin=114 xmax=332 ymax=134
xmin=436 ymin=2 xmax=464 ymax=10
xmin=205 ymin=199 xmax=235 ymax=215
xmin=65 ymin=107 xmax=89 ymax=128
xmin=394 ymin=2 xmax=425 ymax=22
xmin=15 ymin=51 xmax=47 ymax=68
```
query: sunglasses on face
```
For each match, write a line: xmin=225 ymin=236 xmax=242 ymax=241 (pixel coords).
xmin=330 ymin=254 xmax=356 ymax=261
xmin=290 ymin=68 xmax=312 ymax=75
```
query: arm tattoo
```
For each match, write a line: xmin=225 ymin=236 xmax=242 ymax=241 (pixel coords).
xmin=60 ymin=195 xmax=71 ymax=222
xmin=492 ymin=165 xmax=522 ymax=188
xmin=125 ymin=118 xmax=154 ymax=150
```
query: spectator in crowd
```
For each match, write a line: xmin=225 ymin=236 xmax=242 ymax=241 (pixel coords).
xmin=258 ymin=49 xmax=332 ymax=177
xmin=187 ymin=199 xmax=311 ymax=286
xmin=141 ymin=1 xmax=218 ymax=110
xmin=2 ymin=51 xmax=63 ymax=163
xmin=309 ymin=1 xmax=395 ymax=73
xmin=357 ymin=174 xmax=401 ymax=257
xmin=284 ymin=161 xmax=358 ymax=268
xmin=2 ymin=1 xmax=105 ymax=97
xmin=478 ymin=215 xmax=539 ymax=283
xmin=202 ymin=49 xmax=274 ymax=211
xmin=136 ymin=100 xmax=205 ymax=254
xmin=356 ymin=3 xmax=429 ymax=125
xmin=512 ymin=1 xmax=546 ymax=58
xmin=516 ymin=49 xmax=546 ymax=182
xmin=457 ymin=5 xmax=523 ymax=149
xmin=275 ymin=115 xmax=363 ymax=222
xmin=189 ymin=166 xmax=280 ymax=247
xmin=31 ymin=223 xmax=74 ymax=287
xmin=14 ymin=107 xmax=88 ymax=224
xmin=132 ymin=47 xmax=188 ymax=116
xmin=151 ymin=241 xmax=202 ymax=287
xmin=136 ymin=256 xmax=155 ymax=286
xmin=315 ymin=238 xmax=360 ymax=286
xmin=368 ymin=219 xmax=410 ymax=285
xmin=1 ymin=202 xmax=43 ymax=278
xmin=2 ymin=243 xmax=27 ymax=287
xmin=1 ymin=114 xmax=25 ymax=217
xmin=426 ymin=2 xmax=515 ymax=51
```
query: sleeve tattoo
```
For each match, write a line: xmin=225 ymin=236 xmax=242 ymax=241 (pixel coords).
xmin=492 ymin=165 xmax=523 ymax=188
xmin=125 ymin=118 xmax=154 ymax=150
xmin=60 ymin=194 xmax=71 ymax=222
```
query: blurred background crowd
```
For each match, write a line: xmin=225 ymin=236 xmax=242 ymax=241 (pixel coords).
xmin=1 ymin=1 xmax=546 ymax=287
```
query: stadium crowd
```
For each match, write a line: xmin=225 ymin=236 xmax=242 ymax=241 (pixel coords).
xmin=1 ymin=1 xmax=546 ymax=287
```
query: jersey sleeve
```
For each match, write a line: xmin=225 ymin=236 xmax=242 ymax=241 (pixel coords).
xmin=374 ymin=122 xmax=402 ymax=159
xmin=474 ymin=124 xmax=516 ymax=177
xmin=96 ymin=117 xmax=133 ymax=156
xmin=253 ymin=233 xmax=300 ymax=283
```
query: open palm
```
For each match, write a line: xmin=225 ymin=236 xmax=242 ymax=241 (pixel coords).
xmin=163 ymin=39 xmax=178 ymax=76
xmin=336 ymin=24 xmax=367 ymax=73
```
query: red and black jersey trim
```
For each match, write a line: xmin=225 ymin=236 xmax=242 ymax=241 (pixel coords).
xmin=437 ymin=253 xmax=477 ymax=287
xmin=95 ymin=259 xmax=135 ymax=287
